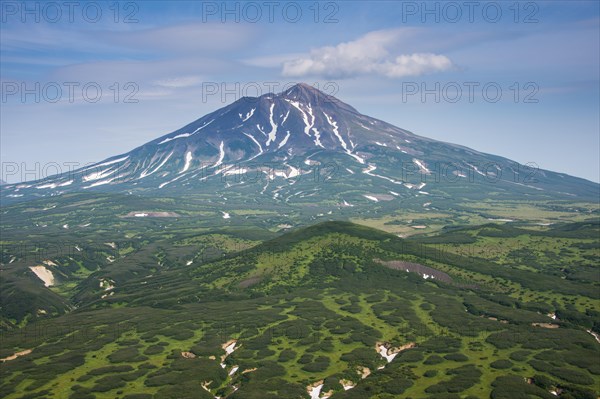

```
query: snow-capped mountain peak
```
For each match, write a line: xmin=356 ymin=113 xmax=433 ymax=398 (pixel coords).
xmin=2 ymin=83 xmax=597 ymax=203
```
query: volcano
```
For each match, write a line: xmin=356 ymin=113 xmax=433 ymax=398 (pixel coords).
xmin=3 ymin=83 xmax=598 ymax=205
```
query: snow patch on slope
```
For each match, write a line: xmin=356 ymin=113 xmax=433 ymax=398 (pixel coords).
xmin=286 ymin=99 xmax=323 ymax=147
xmin=159 ymin=133 xmax=191 ymax=145
xmin=180 ymin=151 xmax=193 ymax=173
xmin=214 ymin=142 xmax=225 ymax=168
xmin=363 ymin=164 xmax=402 ymax=184
xmin=191 ymin=119 xmax=214 ymax=134
xmin=278 ymin=131 xmax=291 ymax=149
xmin=239 ymin=108 xmax=255 ymax=122
xmin=243 ymin=133 xmax=263 ymax=160
xmin=281 ymin=110 xmax=290 ymax=125
xmin=413 ymin=159 xmax=431 ymax=174
xmin=265 ymin=103 xmax=278 ymax=146
xmin=323 ymin=111 xmax=364 ymax=164
xmin=139 ymin=152 xmax=173 ymax=179
xmin=80 ymin=156 xmax=129 ymax=172
xmin=83 ymin=167 xmax=118 ymax=182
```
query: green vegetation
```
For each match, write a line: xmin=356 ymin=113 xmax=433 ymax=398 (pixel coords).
xmin=1 ymin=204 xmax=598 ymax=398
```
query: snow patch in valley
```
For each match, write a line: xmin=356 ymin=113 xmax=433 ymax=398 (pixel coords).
xmin=307 ymin=382 xmax=324 ymax=399
xmin=364 ymin=195 xmax=379 ymax=202
xmin=265 ymin=103 xmax=278 ymax=146
xmin=1 ymin=349 xmax=32 ymax=363
xmin=99 ymin=278 xmax=115 ymax=291
xmin=222 ymin=211 xmax=230 ymax=219
xmin=378 ymin=344 xmax=398 ymax=363
xmin=219 ymin=339 xmax=238 ymax=366
xmin=377 ymin=342 xmax=416 ymax=363
xmin=30 ymin=266 xmax=54 ymax=287
xmin=586 ymin=330 xmax=600 ymax=344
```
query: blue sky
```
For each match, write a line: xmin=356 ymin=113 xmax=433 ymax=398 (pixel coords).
xmin=1 ymin=0 xmax=599 ymax=183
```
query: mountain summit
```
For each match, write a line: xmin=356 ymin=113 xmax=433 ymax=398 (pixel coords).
xmin=3 ymin=83 xmax=598 ymax=205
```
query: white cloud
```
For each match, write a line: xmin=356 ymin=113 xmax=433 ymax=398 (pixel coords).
xmin=282 ymin=28 xmax=454 ymax=79
xmin=153 ymin=75 xmax=204 ymax=88
xmin=377 ymin=53 xmax=453 ymax=78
